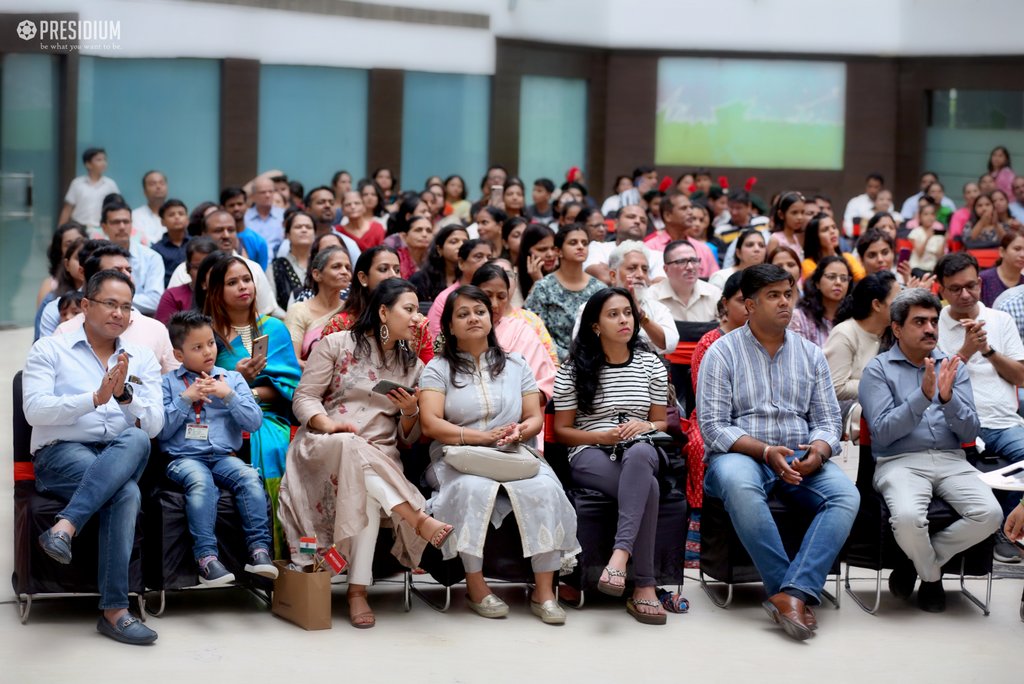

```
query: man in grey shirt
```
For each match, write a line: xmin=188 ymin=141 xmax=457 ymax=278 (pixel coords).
xmin=860 ymin=288 xmax=1001 ymax=612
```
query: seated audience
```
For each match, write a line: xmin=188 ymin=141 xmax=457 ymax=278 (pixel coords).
xmin=698 ymin=264 xmax=858 ymax=641
xmin=24 ymin=269 xmax=162 ymax=644
xmin=766 ymin=192 xmax=807 ymax=260
xmin=860 ymin=288 xmax=1001 ymax=612
xmin=801 ymin=212 xmax=866 ymax=282
xmin=150 ymin=199 xmax=190 ymax=287
xmin=336 ymin=190 xmax=386 ymax=251
xmin=823 ymin=271 xmax=899 ymax=442
xmin=280 ymin=280 xmax=452 ymax=628
xmin=553 ymin=287 xmax=672 ymax=625
xmin=284 ymin=245 xmax=351 ymax=364
xmin=934 ymin=252 xmax=1024 ymax=563
xmin=710 ymin=229 xmax=766 ymax=290
xmin=155 ymin=236 xmax=218 ymax=325
xmin=842 ymin=173 xmax=884 ymax=237
xmin=587 ymin=203 xmax=664 ymax=284
xmin=99 ymin=201 xmax=164 ymax=316
xmin=789 ymin=255 xmax=852 ymax=347
xmin=427 ymin=239 xmax=495 ymax=337
xmin=524 ymin=224 xmax=604 ymax=362
xmin=409 ymin=224 xmax=469 ymax=304
xmin=266 ymin=210 xmax=315 ymax=311
xmin=203 ymin=255 xmax=301 ymax=555
xmin=979 ymin=229 xmax=1024 ymax=307
xmin=962 ymin=193 xmax=1007 ymax=250
xmin=420 ymin=286 xmax=579 ymax=625
xmin=38 ymin=222 xmax=89 ymax=308
xmin=158 ymin=311 xmax=276 ymax=586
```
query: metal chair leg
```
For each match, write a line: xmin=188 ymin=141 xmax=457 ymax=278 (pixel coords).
xmin=144 ymin=591 xmax=167 ymax=617
xmin=843 ymin=565 xmax=882 ymax=615
xmin=403 ymin=571 xmax=411 ymax=612
xmin=409 ymin=574 xmax=452 ymax=612
xmin=17 ymin=593 xmax=31 ymax=626
xmin=135 ymin=593 xmax=147 ymax=621
xmin=1019 ymin=585 xmax=1023 ymax=623
xmin=699 ymin=568 xmax=734 ymax=608
xmin=957 ymin=558 xmax=991 ymax=616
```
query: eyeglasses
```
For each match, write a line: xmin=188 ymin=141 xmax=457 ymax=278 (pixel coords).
xmin=821 ymin=273 xmax=851 ymax=283
xmin=944 ymin=281 xmax=981 ymax=296
xmin=666 ymin=257 xmax=700 ymax=268
xmin=87 ymin=298 xmax=132 ymax=315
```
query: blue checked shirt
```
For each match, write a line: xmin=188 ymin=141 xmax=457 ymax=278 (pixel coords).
xmin=697 ymin=324 xmax=842 ymax=459
xmin=995 ymin=285 xmax=1024 ymax=345
xmin=158 ymin=365 xmax=263 ymax=459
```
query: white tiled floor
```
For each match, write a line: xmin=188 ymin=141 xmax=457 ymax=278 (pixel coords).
xmin=1 ymin=326 xmax=1020 ymax=682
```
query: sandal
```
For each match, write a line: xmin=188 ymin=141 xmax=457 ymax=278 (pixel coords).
xmin=656 ymin=587 xmax=690 ymax=614
xmin=626 ymin=597 xmax=667 ymax=625
xmin=347 ymin=590 xmax=375 ymax=629
xmin=415 ymin=513 xmax=454 ymax=549
xmin=597 ymin=566 xmax=627 ymax=597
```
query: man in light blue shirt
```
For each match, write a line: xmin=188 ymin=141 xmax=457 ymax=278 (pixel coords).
xmin=699 ymin=264 xmax=858 ymax=641
xmin=23 ymin=269 xmax=163 ymax=645
xmin=860 ymin=288 xmax=1001 ymax=612
xmin=245 ymin=177 xmax=285 ymax=256
xmin=101 ymin=201 xmax=164 ymax=315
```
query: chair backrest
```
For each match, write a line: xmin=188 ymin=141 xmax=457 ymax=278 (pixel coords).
xmin=12 ymin=371 xmax=34 ymax=481
xmin=968 ymin=248 xmax=1000 ymax=269
xmin=856 ymin=418 xmax=875 ymax=490
xmin=666 ymin=320 xmax=718 ymax=366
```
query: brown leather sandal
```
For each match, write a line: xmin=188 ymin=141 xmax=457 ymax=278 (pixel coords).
xmin=415 ymin=513 xmax=454 ymax=549
xmin=347 ymin=590 xmax=375 ymax=629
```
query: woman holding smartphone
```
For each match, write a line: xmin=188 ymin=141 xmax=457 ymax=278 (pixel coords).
xmin=204 ymin=255 xmax=301 ymax=556
xmin=280 ymin=280 xmax=453 ymax=629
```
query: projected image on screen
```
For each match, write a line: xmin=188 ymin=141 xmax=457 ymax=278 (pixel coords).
xmin=655 ymin=58 xmax=846 ymax=170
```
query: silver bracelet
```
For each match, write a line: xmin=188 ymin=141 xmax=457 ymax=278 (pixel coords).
xmin=400 ymin=407 xmax=419 ymax=418
xmin=459 ymin=426 xmax=465 ymax=445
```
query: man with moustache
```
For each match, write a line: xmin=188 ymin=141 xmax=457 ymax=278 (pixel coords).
xmin=860 ymin=288 xmax=1001 ymax=612
xmin=698 ymin=264 xmax=858 ymax=641
xmin=644 ymin=193 xmax=718 ymax=279
xmin=277 ymin=186 xmax=361 ymax=267
xmin=584 ymin=204 xmax=665 ymax=284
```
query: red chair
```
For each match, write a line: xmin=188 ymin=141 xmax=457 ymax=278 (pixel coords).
xmin=967 ymin=249 xmax=1000 ymax=269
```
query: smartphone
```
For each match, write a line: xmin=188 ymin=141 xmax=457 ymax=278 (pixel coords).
xmin=251 ymin=334 xmax=269 ymax=360
xmin=1003 ymin=466 xmax=1024 ymax=481
xmin=371 ymin=380 xmax=415 ymax=396
xmin=897 ymin=247 xmax=911 ymax=267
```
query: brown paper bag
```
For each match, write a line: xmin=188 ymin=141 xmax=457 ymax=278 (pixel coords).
xmin=271 ymin=560 xmax=332 ymax=630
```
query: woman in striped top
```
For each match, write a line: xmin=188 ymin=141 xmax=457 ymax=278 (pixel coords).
xmin=552 ymin=287 xmax=670 ymax=625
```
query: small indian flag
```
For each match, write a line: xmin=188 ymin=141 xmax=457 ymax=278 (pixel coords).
xmin=298 ymin=536 xmax=317 ymax=555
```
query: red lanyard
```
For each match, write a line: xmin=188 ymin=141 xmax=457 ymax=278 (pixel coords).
xmin=182 ymin=376 xmax=203 ymax=424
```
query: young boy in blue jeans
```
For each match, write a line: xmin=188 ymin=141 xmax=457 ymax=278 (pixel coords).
xmin=159 ymin=310 xmax=278 ymax=585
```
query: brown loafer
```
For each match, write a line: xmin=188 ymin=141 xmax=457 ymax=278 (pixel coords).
xmin=803 ymin=605 xmax=817 ymax=631
xmin=762 ymin=592 xmax=813 ymax=641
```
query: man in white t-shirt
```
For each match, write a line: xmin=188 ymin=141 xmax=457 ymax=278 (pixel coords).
xmin=935 ymin=252 xmax=1024 ymax=563
xmin=131 ymin=170 xmax=168 ymax=246
xmin=59 ymin=147 xmax=120 ymax=231
xmin=842 ymin=172 xmax=884 ymax=237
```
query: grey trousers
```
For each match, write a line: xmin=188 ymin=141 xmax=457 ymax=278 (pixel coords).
xmin=873 ymin=449 xmax=1002 ymax=582
xmin=570 ymin=443 xmax=660 ymax=587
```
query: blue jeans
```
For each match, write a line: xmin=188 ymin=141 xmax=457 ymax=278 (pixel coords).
xmin=165 ymin=453 xmax=271 ymax=561
xmin=704 ymin=452 xmax=859 ymax=604
xmin=33 ymin=428 xmax=150 ymax=610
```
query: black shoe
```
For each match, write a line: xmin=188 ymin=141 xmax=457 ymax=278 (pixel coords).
xmin=198 ymin=558 xmax=235 ymax=587
xmin=917 ymin=580 xmax=946 ymax=613
xmin=244 ymin=550 xmax=279 ymax=579
xmin=96 ymin=614 xmax=158 ymax=645
xmin=887 ymin=563 xmax=917 ymax=600
xmin=994 ymin=531 xmax=1022 ymax=564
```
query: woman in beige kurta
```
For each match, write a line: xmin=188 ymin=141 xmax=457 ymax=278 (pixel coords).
xmin=278 ymin=280 xmax=453 ymax=628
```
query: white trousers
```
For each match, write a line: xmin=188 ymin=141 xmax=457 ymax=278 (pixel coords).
xmin=348 ymin=465 xmax=406 ymax=586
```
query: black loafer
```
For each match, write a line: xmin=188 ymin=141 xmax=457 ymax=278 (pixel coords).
xmin=917 ymin=580 xmax=946 ymax=613
xmin=97 ymin=614 xmax=158 ymax=645
xmin=887 ymin=563 xmax=917 ymax=601
xmin=38 ymin=529 xmax=72 ymax=565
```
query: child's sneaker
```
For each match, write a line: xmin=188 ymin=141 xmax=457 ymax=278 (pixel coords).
xmin=245 ymin=549 xmax=279 ymax=579
xmin=198 ymin=556 xmax=235 ymax=587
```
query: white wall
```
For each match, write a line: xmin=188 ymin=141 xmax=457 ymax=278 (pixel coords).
xmin=4 ymin=0 xmax=1022 ymax=71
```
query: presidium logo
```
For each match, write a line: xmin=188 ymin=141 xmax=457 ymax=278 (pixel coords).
xmin=15 ymin=19 xmax=121 ymax=50
xmin=16 ymin=20 xmax=36 ymax=40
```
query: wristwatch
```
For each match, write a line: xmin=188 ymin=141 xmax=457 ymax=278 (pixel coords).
xmin=113 ymin=383 xmax=134 ymax=404
xmin=981 ymin=347 xmax=996 ymax=358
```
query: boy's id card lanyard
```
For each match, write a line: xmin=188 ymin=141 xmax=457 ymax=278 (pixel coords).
xmin=182 ymin=376 xmax=210 ymax=441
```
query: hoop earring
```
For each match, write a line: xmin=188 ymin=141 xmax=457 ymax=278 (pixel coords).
xmin=380 ymin=324 xmax=390 ymax=344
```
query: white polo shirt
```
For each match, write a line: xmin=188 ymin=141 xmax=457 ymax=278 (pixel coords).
xmin=651 ymin=277 xmax=722 ymax=323
xmin=937 ymin=303 xmax=1024 ymax=430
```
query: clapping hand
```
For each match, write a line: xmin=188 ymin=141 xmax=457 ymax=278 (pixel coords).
xmin=959 ymin=320 xmax=988 ymax=359
xmin=95 ymin=353 xmax=129 ymax=406
xmin=936 ymin=355 xmax=960 ymax=403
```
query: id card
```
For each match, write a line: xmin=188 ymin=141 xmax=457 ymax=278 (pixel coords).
xmin=185 ymin=423 xmax=210 ymax=441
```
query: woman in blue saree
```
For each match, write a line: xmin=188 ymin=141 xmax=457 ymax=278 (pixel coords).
xmin=204 ymin=255 xmax=300 ymax=556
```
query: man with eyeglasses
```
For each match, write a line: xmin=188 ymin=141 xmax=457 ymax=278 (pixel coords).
xmin=99 ymin=202 xmax=165 ymax=316
xmin=933 ymin=252 xmax=1024 ymax=564
xmin=53 ymin=244 xmax=180 ymax=373
xmin=860 ymin=286 xmax=1001 ymax=612
xmin=23 ymin=269 xmax=164 ymax=644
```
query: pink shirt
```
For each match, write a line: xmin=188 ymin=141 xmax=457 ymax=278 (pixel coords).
xmin=994 ymin=167 xmax=1015 ymax=199
xmin=427 ymin=283 xmax=459 ymax=338
xmin=643 ymin=232 xmax=719 ymax=279
xmin=55 ymin=310 xmax=181 ymax=373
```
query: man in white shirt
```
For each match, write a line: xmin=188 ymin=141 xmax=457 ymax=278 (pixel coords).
xmin=131 ymin=170 xmax=168 ymax=246
xmin=935 ymin=252 xmax=1024 ymax=563
xmin=584 ymin=204 xmax=664 ymax=285
xmin=100 ymin=202 xmax=164 ymax=316
xmin=167 ymin=209 xmax=284 ymax=319
xmin=842 ymin=173 xmax=885 ymax=237
xmin=59 ymin=147 xmax=120 ymax=232
xmin=600 ymin=166 xmax=658 ymax=217
xmin=650 ymin=239 xmax=722 ymax=323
